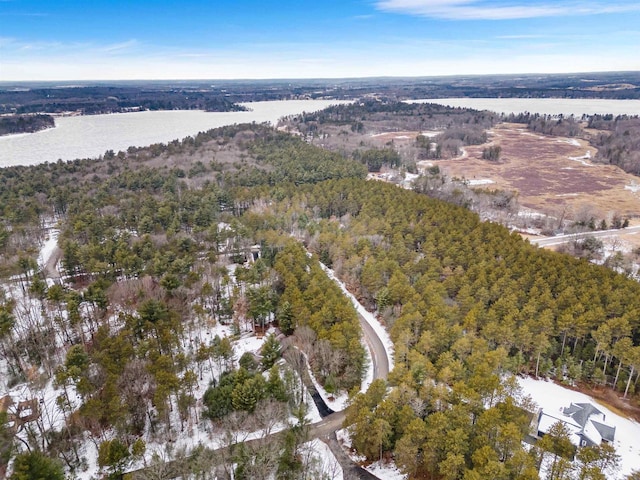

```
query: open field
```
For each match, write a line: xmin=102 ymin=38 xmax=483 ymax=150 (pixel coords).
xmin=417 ymin=123 xmax=640 ymax=221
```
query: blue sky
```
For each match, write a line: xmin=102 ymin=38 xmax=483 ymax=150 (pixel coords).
xmin=1 ymin=0 xmax=639 ymax=80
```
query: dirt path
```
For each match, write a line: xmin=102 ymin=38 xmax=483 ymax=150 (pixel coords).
xmin=43 ymin=245 xmax=62 ymax=280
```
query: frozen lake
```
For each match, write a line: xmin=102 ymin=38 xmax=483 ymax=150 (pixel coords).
xmin=410 ymin=98 xmax=640 ymax=117
xmin=0 ymin=99 xmax=347 ymax=167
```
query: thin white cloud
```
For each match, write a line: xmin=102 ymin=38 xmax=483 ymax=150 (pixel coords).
xmin=100 ymin=39 xmax=138 ymax=54
xmin=375 ymin=0 xmax=640 ymax=20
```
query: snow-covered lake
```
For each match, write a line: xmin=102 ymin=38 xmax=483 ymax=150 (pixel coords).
xmin=410 ymin=98 xmax=640 ymax=117
xmin=0 ymin=99 xmax=348 ymax=167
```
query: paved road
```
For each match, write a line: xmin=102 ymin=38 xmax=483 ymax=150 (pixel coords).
xmin=128 ymin=266 xmax=393 ymax=480
xmin=358 ymin=311 xmax=389 ymax=382
xmin=314 ymin=272 xmax=391 ymax=479
xmin=529 ymin=226 xmax=640 ymax=247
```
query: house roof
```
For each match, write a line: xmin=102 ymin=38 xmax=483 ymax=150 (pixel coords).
xmin=591 ymin=420 xmax=616 ymax=443
xmin=563 ymin=403 xmax=605 ymax=428
xmin=539 ymin=402 xmax=616 ymax=446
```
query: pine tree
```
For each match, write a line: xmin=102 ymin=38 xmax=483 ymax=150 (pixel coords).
xmin=9 ymin=451 xmax=65 ymax=480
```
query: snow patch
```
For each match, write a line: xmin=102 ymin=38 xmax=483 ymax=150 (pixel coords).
xmin=301 ymin=439 xmax=343 ymax=480
xmin=336 ymin=428 xmax=407 ymax=479
xmin=467 ymin=178 xmax=495 ymax=186
xmin=558 ymin=138 xmax=581 ymax=147
xmin=567 ymin=150 xmax=592 ymax=166
xmin=419 ymin=130 xmax=442 ymax=138
xmin=37 ymin=228 xmax=59 ymax=269
xmin=625 ymin=182 xmax=640 ymax=193
xmin=365 ymin=461 xmax=408 ymax=480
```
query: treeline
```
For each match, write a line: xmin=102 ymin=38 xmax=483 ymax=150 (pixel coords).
xmin=0 ymin=114 xmax=54 ymax=136
xmin=0 ymin=86 xmax=246 ymax=115
xmin=353 ymin=148 xmax=400 ymax=172
xmin=503 ymin=112 xmax=582 ymax=137
xmin=288 ymin=99 xmax=499 ymax=134
xmin=588 ymin=115 xmax=640 ymax=175
xmin=274 ymin=241 xmax=365 ymax=390
xmin=259 ymin=178 xmax=640 ymax=479
xmin=397 ymin=72 xmax=640 ymax=100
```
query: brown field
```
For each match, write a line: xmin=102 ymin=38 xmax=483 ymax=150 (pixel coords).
xmin=418 ymin=123 xmax=640 ymax=221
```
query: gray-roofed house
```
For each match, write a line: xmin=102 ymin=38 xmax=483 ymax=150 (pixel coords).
xmin=536 ymin=402 xmax=616 ymax=448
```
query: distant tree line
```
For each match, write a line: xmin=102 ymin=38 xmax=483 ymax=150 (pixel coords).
xmin=290 ymin=99 xmax=498 ymax=132
xmin=503 ymin=112 xmax=582 ymax=137
xmin=0 ymin=86 xmax=246 ymax=115
xmin=0 ymin=114 xmax=54 ymax=136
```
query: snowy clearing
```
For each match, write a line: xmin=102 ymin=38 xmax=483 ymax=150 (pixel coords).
xmin=366 ymin=460 xmax=408 ymax=480
xmin=518 ymin=376 xmax=640 ymax=478
xmin=419 ymin=130 xmax=442 ymax=138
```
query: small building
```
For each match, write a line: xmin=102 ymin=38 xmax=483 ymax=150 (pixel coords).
xmin=537 ymin=402 xmax=616 ymax=448
xmin=0 ymin=395 xmax=40 ymax=433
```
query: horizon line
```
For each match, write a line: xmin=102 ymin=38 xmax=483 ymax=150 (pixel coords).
xmin=2 ymin=70 xmax=640 ymax=85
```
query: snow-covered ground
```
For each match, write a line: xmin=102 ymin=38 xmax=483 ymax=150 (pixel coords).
xmin=518 ymin=376 xmax=640 ymax=478
xmin=402 ymin=172 xmax=419 ymax=189
xmin=336 ymin=428 xmax=407 ymax=480
xmin=37 ymin=228 xmax=59 ymax=270
xmin=366 ymin=461 xmax=408 ymax=480
xmin=301 ymin=439 xmax=344 ymax=480
xmin=4 ymin=245 xmax=382 ymax=479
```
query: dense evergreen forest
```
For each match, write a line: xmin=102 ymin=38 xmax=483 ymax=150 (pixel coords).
xmin=1 ymin=102 xmax=640 ymax=479
xmin=279 ymin=179 xmax=640 ymax=478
